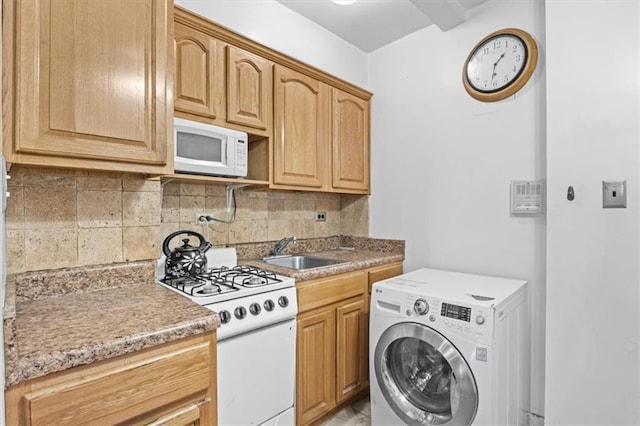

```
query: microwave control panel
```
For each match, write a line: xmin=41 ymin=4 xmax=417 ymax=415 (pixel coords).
xmin=236 ymin=140 xmax=247 ymax=168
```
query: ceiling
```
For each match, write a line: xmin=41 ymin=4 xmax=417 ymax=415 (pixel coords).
xmin=275 ymin=0 xmax=490 ymax=52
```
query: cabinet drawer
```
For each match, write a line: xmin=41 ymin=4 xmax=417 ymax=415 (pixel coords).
xmin=297 ymin=271 xmax=366 ymax=313
xmin=21 ymin=338 xmax=212 ymax=425
xmin=368 ymin=262 xmax=403 ymax=293
xmin=146 ymin=398 xmax=209 ymax=426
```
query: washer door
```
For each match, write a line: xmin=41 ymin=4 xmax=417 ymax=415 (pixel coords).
xmin=374 ymin=322 xmax=478 ymax=425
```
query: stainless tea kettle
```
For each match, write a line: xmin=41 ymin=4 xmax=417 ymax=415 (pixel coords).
xmin=162 ymin=230 xmax=212 ymax=278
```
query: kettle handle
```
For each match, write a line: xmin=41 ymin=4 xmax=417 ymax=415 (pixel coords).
xmin=162 ymin=230 xmax=211 ymax=257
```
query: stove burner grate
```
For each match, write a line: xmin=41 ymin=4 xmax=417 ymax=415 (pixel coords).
xmin=223 ymin=266 xmax=283 ymax=288
xmin=161 ymin=275 xmax=239 ymax=297
xmin=161 ymin=264 xmax=284 ymax=297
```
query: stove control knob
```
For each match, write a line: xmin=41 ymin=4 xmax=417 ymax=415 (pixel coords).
xmin=219 ymin=310 xmax=231 ymax=324
xmin=278 ymin=296 xmax=289 ymax=308
xmin=250 ymin=302 xmax=262 ymax=316
xmin=234 ymin=306 xmax=247 ymax=320
xmin=414 ymin=298 xmax=429 ymax=316
xmin=476 ymin=315 xmax=485 ymax=325
xmin=264 ymin=299 xmax=275 ymax=312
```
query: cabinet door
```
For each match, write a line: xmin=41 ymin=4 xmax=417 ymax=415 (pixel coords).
xmin=331 ymin=89 xmax=370 ymax=193
xmin=273 ymin=66 xmax=330 ymax=189
xmin=335 ymin=297 xmax=367 ymax=404
xmin=227 ymin=47 xmax=272 ymax=131
xmin=297 ymin=307 xmax=336 ymax=425
xmin=146 ymin=400 xmax=208 ymax=426
xmin=9 ymin=0 xmax=172 ymax=173
xmin=175 ymin=22 xmax=223 ymax=120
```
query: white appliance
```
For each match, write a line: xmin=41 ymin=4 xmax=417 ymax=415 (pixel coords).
xmin=174 ymin=118 xmax=248 ymax=178
xmin=370 ymin=268 xmax=528 ymax=426
xmin=157 ymin=248 xmax=297 ymax=426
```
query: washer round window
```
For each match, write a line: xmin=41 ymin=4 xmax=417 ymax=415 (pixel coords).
xmin=374 ymin=323 xmax=478 ymax=425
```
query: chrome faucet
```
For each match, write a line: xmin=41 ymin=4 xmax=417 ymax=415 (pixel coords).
xmin=272 ymin=236 xmax=296 ymax=256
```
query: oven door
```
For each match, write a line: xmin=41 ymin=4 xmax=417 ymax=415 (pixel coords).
xmin=217 ymin=319 xmax=296 ymax=425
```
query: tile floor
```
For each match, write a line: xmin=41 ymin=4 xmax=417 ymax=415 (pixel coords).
xmin=320 ymin=398 xmax=371 ymax=426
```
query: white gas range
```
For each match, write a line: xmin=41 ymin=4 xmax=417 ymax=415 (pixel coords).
xmin=157 ymin=248 xmax=297 ymax=426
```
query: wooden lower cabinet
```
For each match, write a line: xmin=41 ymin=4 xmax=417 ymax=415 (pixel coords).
xmin=297 ymin=306 xmax=336 ymax=425
xmin=5 ymin=332 xmax=217 ymax=426
xmin=335 ymin=297 xmax=367 ymax=405
xmin=146 ymin=400 xmax=209 ymax=426
xmin=296 ymin=271 xmax=367 ymax=425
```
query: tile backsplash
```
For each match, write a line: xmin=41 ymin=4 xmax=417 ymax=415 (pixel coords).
xmin=6 ymin=169 xmax=369 ymax=274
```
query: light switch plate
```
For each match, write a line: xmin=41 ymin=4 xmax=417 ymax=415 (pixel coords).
xmin=602 ymin=180 xmax=627 ymax=208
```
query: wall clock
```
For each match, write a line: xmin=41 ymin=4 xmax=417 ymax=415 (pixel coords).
xmin=462 ymin=28 xmax=538 ymax=102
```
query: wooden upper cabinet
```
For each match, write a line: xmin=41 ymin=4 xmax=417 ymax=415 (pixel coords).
xmin=5 ymin=0 xmax=173 ymax=174
xmin=175 ymin=21 xmax=223 ymax=120
xmin=273 ymin=66 xmax=330 ymax=189
xmin=331 ymin=89 xmax=370 ymax=193
xmin=226 ymin=47 xmax=272 ymax=131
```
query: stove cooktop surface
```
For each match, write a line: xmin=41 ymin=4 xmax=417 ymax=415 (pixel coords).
xmin=158 ymin=265 xmax=294 ymax=304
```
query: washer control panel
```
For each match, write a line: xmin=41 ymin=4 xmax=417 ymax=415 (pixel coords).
xmin=399 ymin=294 xmax=491 ymax=341
xmin=441 ymin=302 xmax=471 ymax=322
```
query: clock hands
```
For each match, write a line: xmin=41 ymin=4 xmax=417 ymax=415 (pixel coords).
xmin=491 ymin=50 xmax=507 ymax=81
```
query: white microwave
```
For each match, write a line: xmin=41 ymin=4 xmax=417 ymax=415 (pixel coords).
xmin=174 ymin=118 xmax=248 ymax=178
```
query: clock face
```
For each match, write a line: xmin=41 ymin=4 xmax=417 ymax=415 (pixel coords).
xmin=465 ymin=34 xmax=528 ymax=93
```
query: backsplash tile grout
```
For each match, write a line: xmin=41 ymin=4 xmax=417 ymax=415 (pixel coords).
xmin=6 ymin=170 xmax=369 ymax=273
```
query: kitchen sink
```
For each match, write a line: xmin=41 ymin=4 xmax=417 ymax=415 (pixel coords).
xmin=262 ymin=255 xmax=346 ymax=270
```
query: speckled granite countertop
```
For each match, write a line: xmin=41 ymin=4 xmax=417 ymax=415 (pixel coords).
xmin=4 ymin=261 xmax=220 ymax=387
xmin=4 ymin=236 xmax=402 ymax=387
xmin=240 ymin=236 xmax=405 ymax=281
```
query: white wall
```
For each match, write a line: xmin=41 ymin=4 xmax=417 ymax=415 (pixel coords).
xmin=367 ymin=0 xmax=546 ymax=418
xmin=175 ymin=0 xmax=368 ymax=88
xmin=545 ymin=2 xmax=640 ymax=424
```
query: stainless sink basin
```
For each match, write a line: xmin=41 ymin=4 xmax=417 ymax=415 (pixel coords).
xmin=263 ymin=255 xmax=346 ymax=270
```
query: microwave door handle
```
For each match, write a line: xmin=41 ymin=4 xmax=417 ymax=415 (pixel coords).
xmin=221 ymin=139 xmax=227 ymax=164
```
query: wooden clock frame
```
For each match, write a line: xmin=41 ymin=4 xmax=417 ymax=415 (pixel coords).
xmin=462 ymin=28 xmax=538 ymax=102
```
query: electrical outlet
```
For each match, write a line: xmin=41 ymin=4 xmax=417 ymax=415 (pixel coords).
xmin=195 ymin=212 xmax=216 ymax=223
xmin=315 ymin=211 xmax=326 ymax=221
xmin=602 ymin=180 xmax=627 ymax=208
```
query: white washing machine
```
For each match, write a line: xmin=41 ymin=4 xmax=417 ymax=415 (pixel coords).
xmin=370 ymin=268 xmax=529 ymax=426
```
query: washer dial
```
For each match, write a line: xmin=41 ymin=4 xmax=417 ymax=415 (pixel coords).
xmin=414 ymin=298 xmax=429 ymax=316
